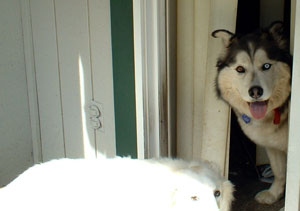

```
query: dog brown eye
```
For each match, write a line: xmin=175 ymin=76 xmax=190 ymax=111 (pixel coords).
xmin=236 ymin=66 xmax=245 ymax=73
xmin=214 ymin=190 xmax=221 ymax=198
xmin=262 ymin=63 xmax=272 ymax=70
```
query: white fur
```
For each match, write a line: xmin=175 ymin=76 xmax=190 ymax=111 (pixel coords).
xmin=0 ymin=157 xmax=234 ymax=211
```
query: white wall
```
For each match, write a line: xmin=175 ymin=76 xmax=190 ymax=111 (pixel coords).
xmin=29 ymin=0 xmax=117 ymax=161
xmin=0 ymin=0 xmax=33 ymax=187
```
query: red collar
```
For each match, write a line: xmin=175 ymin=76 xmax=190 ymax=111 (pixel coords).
xmin=273 ymin=108 xmax=281 ymax=125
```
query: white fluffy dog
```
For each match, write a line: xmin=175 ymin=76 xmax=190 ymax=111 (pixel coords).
xmin=0 ymin=157 xmax=234 ymax=211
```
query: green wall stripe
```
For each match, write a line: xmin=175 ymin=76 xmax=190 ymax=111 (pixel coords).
xmin=110 ymin=0 xmax=137 ymax=158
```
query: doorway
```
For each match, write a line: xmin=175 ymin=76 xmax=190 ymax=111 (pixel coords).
xmin=229 ymin=0 xmax=291 ymax=210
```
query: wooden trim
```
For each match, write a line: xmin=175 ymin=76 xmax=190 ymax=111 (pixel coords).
xmin=166 ymin=0 xmax=177 ymax=157
xmin=285 ymin=0 xmax=300 ymax=210
xmin=133 ymin=0 xmax=170 ymax=158
xmin=133 ymin=0 xmax=147 ymax=159
xmin=177 ymin=0 xmax=195 ymax=160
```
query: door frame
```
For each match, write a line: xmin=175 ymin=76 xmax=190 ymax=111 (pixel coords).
xmin=285 ymin=0 xmax=300 ymax=210
xmin=133 ymin=0 xmax=176 ymax=158
xmin=176 ymin=0 xmax=237 ymax=176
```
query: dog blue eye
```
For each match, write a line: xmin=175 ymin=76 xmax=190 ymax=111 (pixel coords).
xmin=262 ymin=63 xmax=272 ymax=70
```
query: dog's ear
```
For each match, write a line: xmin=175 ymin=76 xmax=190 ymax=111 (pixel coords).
xmin=212 ymin=30 xmax=235 ymax=47
xmin=268 ymin=21 xmax=287 ymax=49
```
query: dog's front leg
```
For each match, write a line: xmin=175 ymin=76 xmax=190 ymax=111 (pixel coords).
xmin=255 ymin=147 xmax=286 ymax=204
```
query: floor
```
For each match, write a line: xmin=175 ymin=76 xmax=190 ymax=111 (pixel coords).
xmin=229 ymin=113 xmax=285 ymax=211
xmin=231 ymin=178 xmax=284 ymax=211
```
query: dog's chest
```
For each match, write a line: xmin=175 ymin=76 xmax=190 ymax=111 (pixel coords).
xmin=237 ymin=115 xmax=288 ymax=151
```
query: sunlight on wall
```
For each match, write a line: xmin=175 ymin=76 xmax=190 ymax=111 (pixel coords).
xmin=78 ymin=55 xmax=96 ymax=158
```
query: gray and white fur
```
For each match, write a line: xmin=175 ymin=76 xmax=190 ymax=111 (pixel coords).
xmin=212 ymin=21 xmax=292 ymax=206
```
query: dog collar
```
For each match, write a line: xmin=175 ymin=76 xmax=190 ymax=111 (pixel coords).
xmin=273 ymin=108 xmax=281 ymax=125
xmin=242 ymin=108 xmax=281 ymax=125
xmin=242 ymin=114 xmax=251 ymax=124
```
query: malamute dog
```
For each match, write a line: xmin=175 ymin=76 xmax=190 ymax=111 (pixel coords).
xmin=212 ymin=21 xmax=292 ymax=205
xmin=0 ymin=156 xmax=234 ymax=211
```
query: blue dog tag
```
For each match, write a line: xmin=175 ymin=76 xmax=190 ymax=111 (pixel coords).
xmin=242 ymin=114 xmax=251 ymax=124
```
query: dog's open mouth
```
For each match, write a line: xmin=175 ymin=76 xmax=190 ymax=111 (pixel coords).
xmin=248 ymin=101 xmax=268 ymax=119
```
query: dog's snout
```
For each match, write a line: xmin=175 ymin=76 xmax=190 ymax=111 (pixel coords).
xmin=248 ymin=86 xmax=263 ymax=99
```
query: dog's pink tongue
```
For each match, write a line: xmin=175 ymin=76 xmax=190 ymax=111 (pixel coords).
xmin=249 ymin=102 xmax=268 ymax=119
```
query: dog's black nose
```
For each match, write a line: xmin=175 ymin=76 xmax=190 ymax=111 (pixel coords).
xmin=248 ymin=86 xmax=263 ymax=99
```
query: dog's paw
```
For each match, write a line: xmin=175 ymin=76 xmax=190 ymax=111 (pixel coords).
xmin=255 ymin=190 xmax=277 ymax=204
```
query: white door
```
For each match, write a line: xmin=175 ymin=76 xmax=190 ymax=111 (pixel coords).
xmin=27 ymin=0 xmax=116 ymax=161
